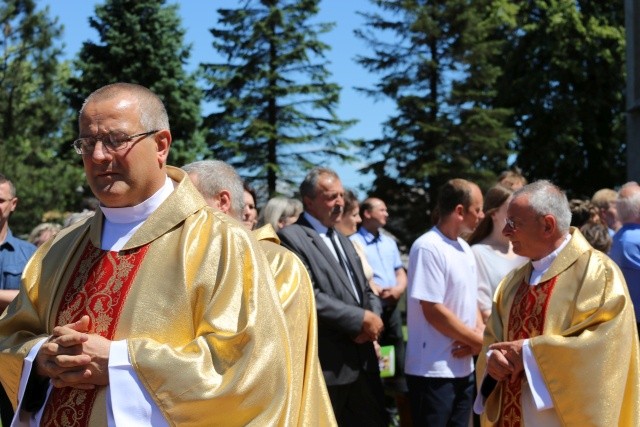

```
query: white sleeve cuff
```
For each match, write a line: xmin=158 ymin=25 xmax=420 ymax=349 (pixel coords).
xmin=12 ymin=338 xmax=50 ymax=427
xmin=107 ymin=340 xmax=168 ymax=427
xmin=522 ymin=339 xmax=554 ymax=411
xmin=473 ymin=349 xmax=493 ymax=415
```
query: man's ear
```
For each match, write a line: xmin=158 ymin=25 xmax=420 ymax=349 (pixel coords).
xmin=155 ymin=129 xmax=172 ymax=165
xmin=9 ymin=196 xmax=17 ymax=214
xmin=542 ymin=214 xmax=557 ymax=235
xmin=454 ymin=204 xmax=465 ymax=218
xmin=217 ymin=190 xmax=232 ymax=215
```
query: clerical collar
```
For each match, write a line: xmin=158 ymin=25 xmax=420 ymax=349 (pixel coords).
xmin=529 ymin=233 xmax=572 ymax=285
xmin=100 ymin=176 xmax=174 ymax=224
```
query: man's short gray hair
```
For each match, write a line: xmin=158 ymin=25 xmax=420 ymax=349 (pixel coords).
xmin=514 ymin=180 xmax=571 ymax=233
xmin=617 ymin=182 xmax=640 ymax=224
xmin=0 ymin=173 xmax=16 ymax=198
xmin=299 ymin=167 xmax=340 ymax=202
xmin=182 ymin=160 xmax=244 ymax=220
xmin=81 ymin=83 xmax=170 ymax=132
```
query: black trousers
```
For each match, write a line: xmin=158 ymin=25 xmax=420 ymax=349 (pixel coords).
xmin=406 ymin=373 xmax=474 ymax=427
xmin=327 ymin=371 xmax=389 ymax=427
xmin=0 ymin=383 xmax=14 ymax=426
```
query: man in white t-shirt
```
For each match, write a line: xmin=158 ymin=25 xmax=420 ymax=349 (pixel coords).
xmin=405 ymin=178 xmax=485 ymax=426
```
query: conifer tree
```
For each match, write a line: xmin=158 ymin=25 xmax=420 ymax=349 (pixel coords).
xmin=0 ymin=0 xmax=82 ymax=235
xmin=496 ymin=0 xmax=626 ymax=197
xmin=355 ymin=0 xmax=514 ymax=245
xmin=202 ymin=0 xmax=355 ymax=196
xmin=67 ymin=0 xmax=204 ymax=166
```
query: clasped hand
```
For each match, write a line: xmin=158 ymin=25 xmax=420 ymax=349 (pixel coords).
xmin=354 ymin=310 xmax=384 ymax=344
xmin=486 ymin=339 xmax=525 ymax=383
xmin=35 ymin=315 xmax=111 ymax=389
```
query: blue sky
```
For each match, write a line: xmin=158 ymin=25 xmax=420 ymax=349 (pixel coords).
xmin=38 ymin=0 xmax=397 ymax=196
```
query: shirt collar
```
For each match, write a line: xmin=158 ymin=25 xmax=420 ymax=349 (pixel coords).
xmin=303 ymin=212 xmax=330 ymax=236
xmin=0 ymin=229 xmax=17 ymax=249
xmin=530 ymin=233 xmax=572 ymax=279
xmin=357 ymin=226 xmax=380 ymax=244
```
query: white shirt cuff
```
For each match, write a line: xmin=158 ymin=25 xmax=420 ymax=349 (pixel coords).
xmin=107 ymin=340 xmax=168 ymax=427
xmin=522 ymin=339 xmax=554 ymax=410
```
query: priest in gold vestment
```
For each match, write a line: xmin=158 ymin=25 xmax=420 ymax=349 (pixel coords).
xmin=0 ymin=83 xmax=292 ymax=426
xmin=475 ymin=180 xmax=640 ymax=426
xmin=183 ymin=159 xmax=337 ymax=426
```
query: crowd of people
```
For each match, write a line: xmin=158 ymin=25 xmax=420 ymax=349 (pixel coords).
xmin=0 ymin=82 xmax=638 ymax=426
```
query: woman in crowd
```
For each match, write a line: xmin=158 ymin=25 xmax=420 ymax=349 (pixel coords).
xmin=28 ymin=222 xmax=61 ymax=248
xmin=242 ymin=181 xmax=259 ymax=230
xmin=335 ymin=189 xmax=378 ymax=295
xmin=467 ymin=185 xmax=527 ymax=323
xmin=257 ymin=196 xmax=303 ymax=230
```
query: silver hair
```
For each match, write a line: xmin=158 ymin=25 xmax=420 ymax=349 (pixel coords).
xmin=80 ymin=83 xmax=170 ymax=132
xmin=513 ymin=180 xmax=571 ymax=233
xmin=258 ymin=197 xmax=303 ymax=229
xmin=182 ymin=160 xmax=244 ymax=220
xmin=299 ymin=167 xmax=339 ymax=204
xmin=616 ymin=182 xmax=640 ymax=223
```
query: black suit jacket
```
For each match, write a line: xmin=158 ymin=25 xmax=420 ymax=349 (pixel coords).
xmin=278 ymin=215 xmax=382 ymax=386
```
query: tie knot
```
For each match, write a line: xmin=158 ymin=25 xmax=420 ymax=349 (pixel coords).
xmin=326 ymin=228 xmax=335 ymax=238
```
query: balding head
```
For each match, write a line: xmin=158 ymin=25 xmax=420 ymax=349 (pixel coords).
xmin=360 ymin=197 xmax=388 ymax=231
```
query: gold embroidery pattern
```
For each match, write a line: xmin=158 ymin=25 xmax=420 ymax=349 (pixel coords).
xmin=41 ymin=242 xmax=149 ymax=427
xmin=500 ymin=277 xmax=558 ymax=427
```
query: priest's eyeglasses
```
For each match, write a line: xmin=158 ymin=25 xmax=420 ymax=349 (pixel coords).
xmin=72 ymin=130 xmax=159 ymax=155
xmin=504 ymin=217 xmax=518 ymax=231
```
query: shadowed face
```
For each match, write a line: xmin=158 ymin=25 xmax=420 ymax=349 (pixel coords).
xmin=242 ymin=190 xmax=258 ymax=230
xmin=366 ymin=199 xmax=388 ymax=229
xmin=0 ymin=182 xmax=16 ymax=228
xmin=503 ymin=195 xmax=547 ymax=260
xmin=461 ymin=184 xmax=485 ymax=234
xmin=304 ymin=173 xmax=344 ymax=228
xmin=79 ymin=94 xmax=169 ymax=207
xmin=337 ymin=205 xmax=361 ymax=236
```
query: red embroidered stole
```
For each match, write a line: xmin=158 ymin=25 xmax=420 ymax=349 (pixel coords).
xmin=499 ymin=276 xmax=557 ymax=427
xmin=41 ymin=241 xmax=149 ymax=427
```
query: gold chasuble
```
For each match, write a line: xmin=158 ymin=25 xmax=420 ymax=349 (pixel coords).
xmin=477 ymin=229 xmax=640 ymax=426
xmin=253 ymin=225 xmax=336 ymax=426
xmin=0 ymin=167 xmax=292 ymax=427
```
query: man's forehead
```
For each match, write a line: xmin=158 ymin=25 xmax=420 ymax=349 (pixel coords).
xmin=0 ymin=182 xmax=12 ymax=197
xmin=369 ymin=198 xmax=385 ymax=208
xmin=317 ymin=175 xmax=342 ymax=191
xmin=507 ymin=195 xmax=532 ymax=214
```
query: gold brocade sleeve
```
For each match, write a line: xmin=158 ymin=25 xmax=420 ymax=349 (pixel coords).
xmin=0 ymin=218 xmax=93 ymax=409
xmin=477 ymin=229 xmax=640 ymax=426
xmin=123 ymin=210 xmax=293 ymax=427
xmin=254 ymin=224 xmax=336 ymax=426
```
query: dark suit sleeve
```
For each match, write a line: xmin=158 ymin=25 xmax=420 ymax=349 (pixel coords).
xmin=279 ymin=229 xmax=366 ymax=338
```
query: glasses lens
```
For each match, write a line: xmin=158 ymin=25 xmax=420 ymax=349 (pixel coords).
xmin=107 ymin=132 xmax=133 ymax=151
xmin=73 ymin=138 xmax=95 ymax=154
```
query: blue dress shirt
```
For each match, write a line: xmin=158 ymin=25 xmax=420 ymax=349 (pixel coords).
xmin=350 ymin=227 xmax=403 ymax=288
xmin=0 ymin=229 xmax=36 ymax=290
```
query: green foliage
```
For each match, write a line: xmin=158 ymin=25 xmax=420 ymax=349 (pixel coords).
xmin=67 ymin=0 xmax=204 ymax=168
xmin=0 ymin=0 xmax=83 ymax=236
xmin=355 ymin=0 xmax=514 ymax=246
xmin=496 ymin=0 xmax=626 ymax=198
xmin=202 ymin=0 xmax=356 ymax=196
